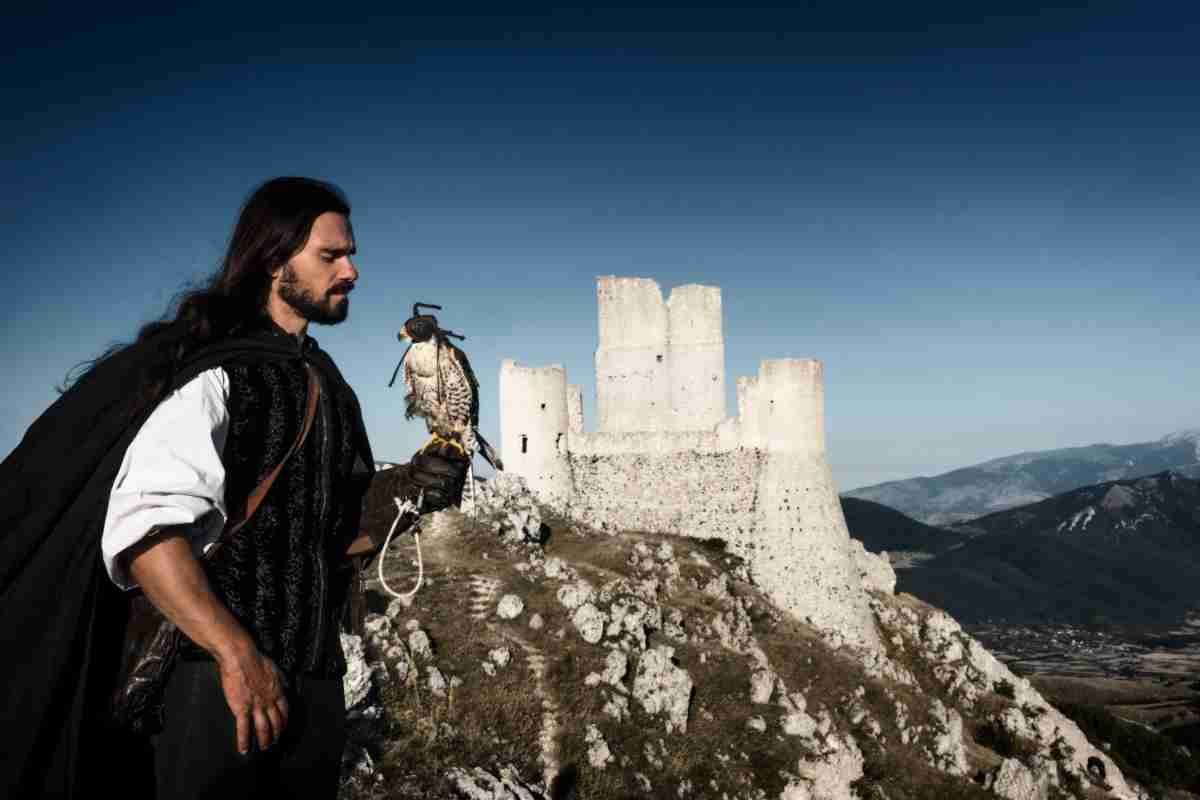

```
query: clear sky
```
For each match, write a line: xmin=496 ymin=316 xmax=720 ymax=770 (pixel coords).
xmin=3 ymin=4 xmax=1196 ymax=491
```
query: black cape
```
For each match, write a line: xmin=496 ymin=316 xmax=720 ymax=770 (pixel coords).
xmin=0 ymin=325 xmax=373 ymax=798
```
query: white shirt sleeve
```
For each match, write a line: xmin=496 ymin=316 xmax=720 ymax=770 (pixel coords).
xmin=101 ymin=367 xmax=230 ymax=590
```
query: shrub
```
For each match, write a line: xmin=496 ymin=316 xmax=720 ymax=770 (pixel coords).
xmin=993 ymin=679 xmax=1016 ymax=699
xmin=972 ymin=717 xmax=1039 ymax=762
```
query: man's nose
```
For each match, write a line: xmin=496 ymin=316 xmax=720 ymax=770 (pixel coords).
xmin=342 ymin=257 xmax=359 ymax=282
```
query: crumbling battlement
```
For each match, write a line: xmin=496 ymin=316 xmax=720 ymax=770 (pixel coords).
xmin=499 ymin=277 xmax=878 ymax=648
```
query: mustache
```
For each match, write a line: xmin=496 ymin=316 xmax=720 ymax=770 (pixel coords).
xmin=328 ymin=282 xmax=355 ymax=296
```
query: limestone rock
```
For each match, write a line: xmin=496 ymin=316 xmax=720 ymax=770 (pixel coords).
xmin=340 ymin=633 xmax=372 ymax=710
xmin=427 ymin=666 xmax=447 ymax=697
xmin=848 ymin=538 xmax=896 ymax=595
xmin=602 ymin=649 xmax=629 ymax=686
xmin=927 ymin=698 xmax=969 ymax=776
xmin=985 ymin=757 xmax=1059 ymax=800
xmin=585 ymin=724 xmax=613 ymax=769
xmin=779 ymin=737 xmax=864 ymax=800
xmin=557 ymin=581 xmax=595 ymax=610
xmin=605 ymin=598 xmax=659 ymax=649
xmin=632 ymin=645 xmax=693 ymax=733
xmin=663 ymin=608 xmax=687 ymax=642
xmin=463 ymin=473 xmax=548 ymax=546
xmin=572 ymin=603 xmax=608 ymax=644
xmin=363 ymin=613 xmax=392 ymax=639
xmin=497 ymin=594 xmax=525 ymax=620
xmin=408 ymin=629 xmax=434 ymax=660
xmin=603 ymin=692 xmax=630 ymax=720
xmin=782 ymin=711 xmax=818 ymax=739
xmin=446 ymin=764 xmax=546 ymax=800
xmin=750 ymin=669 xmax=776 ymax=704
xmin=394 ymin=653 xmax=411 ymax=685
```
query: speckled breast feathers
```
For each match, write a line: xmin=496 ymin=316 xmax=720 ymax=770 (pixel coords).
xmin=402 ymin=338 xmax=480 ymax=452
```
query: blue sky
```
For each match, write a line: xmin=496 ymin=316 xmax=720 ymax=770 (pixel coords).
xmin=2 ymin=4 xmax=1196 ymax=491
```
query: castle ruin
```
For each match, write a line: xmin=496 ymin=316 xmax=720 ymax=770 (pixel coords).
xmin=499 ymin=276 xmax=878 ymax=648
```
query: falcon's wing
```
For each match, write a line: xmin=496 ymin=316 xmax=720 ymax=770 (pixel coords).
xmin=443 ymin=339 xmax=480 ymax=428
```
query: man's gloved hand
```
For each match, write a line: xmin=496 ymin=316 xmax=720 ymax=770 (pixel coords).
xmin=408 ymin=440 xmax=470 ymax=513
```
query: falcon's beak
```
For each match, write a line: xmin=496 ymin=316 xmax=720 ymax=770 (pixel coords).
xmin=398 ymin=327 xmax=412 ymax=343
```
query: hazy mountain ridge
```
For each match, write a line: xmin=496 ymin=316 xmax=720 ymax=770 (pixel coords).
xmin=894 ymin=471 xmax=1200 ymax=625
xmin=843 ymin=429 xmax=1200 ymax=525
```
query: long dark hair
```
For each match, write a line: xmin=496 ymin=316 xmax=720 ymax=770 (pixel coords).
xmin=62 ymin=176 xmax=351 ymax=413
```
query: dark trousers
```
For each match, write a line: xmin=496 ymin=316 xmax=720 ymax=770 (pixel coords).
xmin=154 ymin=660 xmax=346 ymax=799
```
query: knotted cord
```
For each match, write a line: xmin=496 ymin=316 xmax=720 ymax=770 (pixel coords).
xmin=378 ymin=491 xmax=425 ymax=600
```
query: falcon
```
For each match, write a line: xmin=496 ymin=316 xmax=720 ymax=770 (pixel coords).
xmin=390 ymin=302 xmax=503 ymax=472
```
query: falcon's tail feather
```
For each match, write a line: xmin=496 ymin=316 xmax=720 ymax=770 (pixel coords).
xmin=474 ymin=429 xmax=504 ymax=471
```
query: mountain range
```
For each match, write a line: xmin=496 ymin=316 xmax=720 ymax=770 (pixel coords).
xmin=861 ymin=471 xmax=1200 ymax=624
xmin=843 ymin=429 xmax=1200 ymax=526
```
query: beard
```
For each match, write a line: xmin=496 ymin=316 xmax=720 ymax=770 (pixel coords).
xmin=277 ymin=263 xmax=350 ymax=325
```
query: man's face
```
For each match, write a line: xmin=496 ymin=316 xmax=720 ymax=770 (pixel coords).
xmin=273 ymin=211 xmax=359 ymax=325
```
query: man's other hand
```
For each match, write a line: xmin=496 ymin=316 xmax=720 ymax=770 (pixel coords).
xmin=409 ymin=441 xmax=469 ymax=512
xmin=216 ymin=645 xmax=290 ymax=755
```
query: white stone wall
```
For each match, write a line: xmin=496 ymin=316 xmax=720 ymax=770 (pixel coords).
xmin=666 ymin=284 xmax=725 ymax=431
xmin=566 ymin=384 xmax=584 ymax=435
xmin=498 ymin=360 xmax=571 ymax=505
xmin=565 ymin=448 xmax=765 ymax=539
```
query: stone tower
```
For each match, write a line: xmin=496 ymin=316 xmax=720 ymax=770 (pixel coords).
xmin=594 ymin=277 xmax=725 ymax=433
xmin=498 ymin=361 xmax=571 ymax=506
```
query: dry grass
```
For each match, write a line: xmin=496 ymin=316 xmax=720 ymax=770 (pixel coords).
xmin=853 ymin=733 xmax=997 ymax=800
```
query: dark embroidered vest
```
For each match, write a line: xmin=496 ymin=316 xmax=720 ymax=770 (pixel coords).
xmin=179 ymin=351 xmax=369 ymax=678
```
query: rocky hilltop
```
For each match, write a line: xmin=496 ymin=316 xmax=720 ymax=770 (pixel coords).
xmin=338 ymin=476 xmax=1150 ymax=800
xmin=843 ymin=430 xmax=1200 ymax=526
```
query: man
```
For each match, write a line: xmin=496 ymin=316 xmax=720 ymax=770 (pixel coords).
xmin=0 ymin=177 xmax=467 ymax=798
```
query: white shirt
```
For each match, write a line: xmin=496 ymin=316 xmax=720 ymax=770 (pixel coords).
xmin=101 ymin=367 xmax=230 ymax=590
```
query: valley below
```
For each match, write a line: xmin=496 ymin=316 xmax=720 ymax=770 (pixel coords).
xmin=967 ymin=614 xmax=1200 ymax=680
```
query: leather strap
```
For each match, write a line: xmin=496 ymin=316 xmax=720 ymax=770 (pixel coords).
xmin=205 ymin=363 xmax=321 ymax=559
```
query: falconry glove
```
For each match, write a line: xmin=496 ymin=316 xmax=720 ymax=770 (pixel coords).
xmin=358 ymin=447 xmax=467 ymax=552
xmin=408 ymin=443 xmax=470 ymax=513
